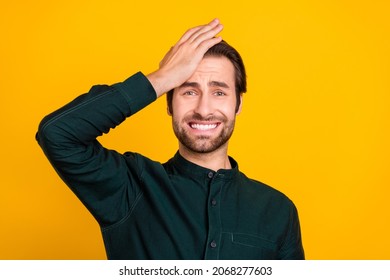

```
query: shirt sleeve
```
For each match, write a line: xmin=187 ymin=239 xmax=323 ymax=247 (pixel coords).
xmin=36 ymin=72 xmax=157 ymax=227
xmin=278 ymin=202 xmax=305 ymax=260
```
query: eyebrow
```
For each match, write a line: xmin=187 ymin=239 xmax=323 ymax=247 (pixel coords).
xmin=178 ymin=81 xmax=230 ymax=89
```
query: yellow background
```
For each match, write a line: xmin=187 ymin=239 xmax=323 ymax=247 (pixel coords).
xmin=1 ymin=0 xmax=389 ymax=259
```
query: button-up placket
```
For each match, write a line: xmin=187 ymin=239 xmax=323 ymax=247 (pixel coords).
xmin=204 ymin=171 xmax=224 ymax=259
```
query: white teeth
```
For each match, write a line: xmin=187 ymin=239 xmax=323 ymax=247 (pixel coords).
xmin=190 ymin=123 xmax=218 ymax=130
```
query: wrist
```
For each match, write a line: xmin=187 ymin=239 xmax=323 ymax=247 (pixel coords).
xmin=146 ymin=70 xmax=173 ymax=98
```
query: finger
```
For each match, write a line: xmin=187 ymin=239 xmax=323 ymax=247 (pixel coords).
xmin=191 ymin=22 xmax=223 ymax=47
xmin=187 ymin=19 xmax=221 ymax=44
xmin=196 ymin=35 xmax=223 ymax=54
xmin=176 ymin=26 xmax=203 ymax=46
xmin=176 ymin=19 xmax=220 ymax=46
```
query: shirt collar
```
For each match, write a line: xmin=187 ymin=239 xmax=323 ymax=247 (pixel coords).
xmin=169 ymin=151 xmax=239 ymax=180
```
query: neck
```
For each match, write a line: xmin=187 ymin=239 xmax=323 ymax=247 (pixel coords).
xmin=178 ymin=144 xmax=232 ymax=171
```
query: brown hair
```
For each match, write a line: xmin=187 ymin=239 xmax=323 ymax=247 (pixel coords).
xmin=167 ymin=40 xmax=247 ymax=113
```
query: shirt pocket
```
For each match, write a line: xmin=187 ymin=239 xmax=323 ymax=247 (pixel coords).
xmin=219 ymin=232 xmax=279 ymax=260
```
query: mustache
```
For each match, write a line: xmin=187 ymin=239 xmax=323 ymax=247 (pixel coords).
xmin=184 ymin=113 xmax=226 ymax=122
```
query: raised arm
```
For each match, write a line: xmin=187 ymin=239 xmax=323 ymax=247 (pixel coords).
xmin=36 ymin=19 xmax=224 ymax=227
xmin=36 ymin=73 xmax=157 ymax=227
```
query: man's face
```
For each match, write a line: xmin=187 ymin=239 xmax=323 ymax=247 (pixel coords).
xmin=170 ymin=56 xmax=242 ymax=154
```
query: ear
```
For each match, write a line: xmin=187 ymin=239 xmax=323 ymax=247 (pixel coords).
xmin=167 ymin=106 xmax=172 ymax=116
xmin=236 ymin=94 xmax=243 ymax=115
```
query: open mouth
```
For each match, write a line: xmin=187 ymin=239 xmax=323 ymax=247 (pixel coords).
xmin=189 ymin=122 xmax=220 ymax=131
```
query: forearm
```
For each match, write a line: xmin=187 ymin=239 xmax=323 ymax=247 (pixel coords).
xmin=37 ymin=72 xmax=156 ymax=151
xmin=36 ymin=72 xmax=157 ymax=226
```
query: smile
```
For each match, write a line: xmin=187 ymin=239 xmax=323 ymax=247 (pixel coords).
xmin=189 ymin=123 xmax=219 ymax=130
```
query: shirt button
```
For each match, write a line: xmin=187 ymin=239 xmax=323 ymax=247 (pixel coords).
xmin=210 ymin=241 xmax=217 ymax=248
xmin=207 ymin=172 xmax=214 ymax=179
xmin=211 ymin=199 xmax=217 ymax=206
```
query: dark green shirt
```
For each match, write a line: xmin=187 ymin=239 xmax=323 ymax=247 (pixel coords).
xmin=36 ymin=72 xmax=304 ymax=260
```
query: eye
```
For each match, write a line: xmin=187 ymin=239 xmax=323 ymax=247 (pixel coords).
xmin=214 ymin=91 xmax=226 ymax=96
xmin=183 ymin=90 xmax=197 ymax=96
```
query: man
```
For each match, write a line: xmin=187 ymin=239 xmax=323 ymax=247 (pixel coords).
xmin=36 ymin=19 xmax=304 ymax=259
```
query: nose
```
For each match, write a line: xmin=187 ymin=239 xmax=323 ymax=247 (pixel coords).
xmin=194 ymin=94 xmax=214 ymax=118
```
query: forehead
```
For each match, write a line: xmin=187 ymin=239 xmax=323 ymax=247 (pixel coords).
xmin=188 ymin=56 xmax=235 ymax=84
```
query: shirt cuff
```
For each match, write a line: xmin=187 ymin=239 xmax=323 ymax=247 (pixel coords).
xmin=113 ymin=72 xmax=157 ymax=115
